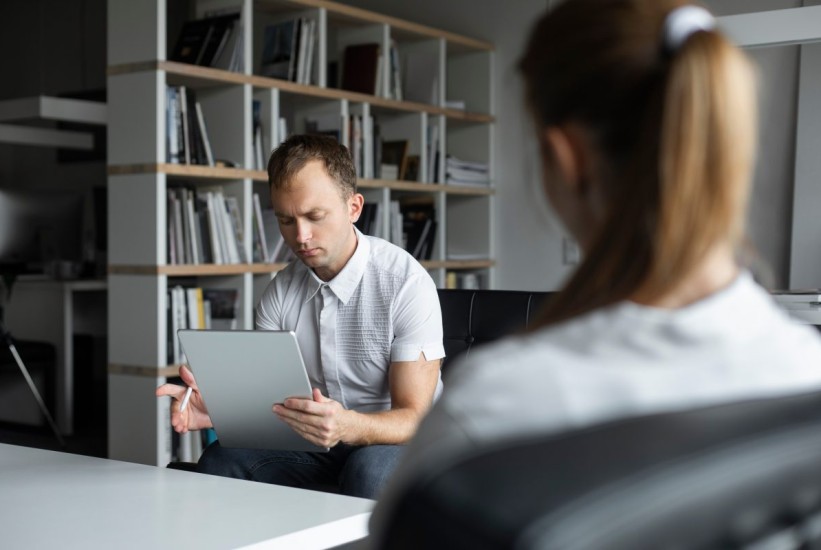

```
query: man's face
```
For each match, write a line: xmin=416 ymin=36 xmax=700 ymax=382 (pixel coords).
xmin=272 ymin=160 xmax=364 ymax=281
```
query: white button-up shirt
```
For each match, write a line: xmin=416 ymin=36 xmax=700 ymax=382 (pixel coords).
xmin=256 ymin=227 xmax=445 ymax=412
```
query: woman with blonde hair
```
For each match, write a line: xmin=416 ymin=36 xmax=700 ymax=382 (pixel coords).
xmin=369 ymin=0 xmax=821 ymax=538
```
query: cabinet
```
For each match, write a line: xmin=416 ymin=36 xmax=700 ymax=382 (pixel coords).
xmin=107 ymin=0 xmax=495 ymax=465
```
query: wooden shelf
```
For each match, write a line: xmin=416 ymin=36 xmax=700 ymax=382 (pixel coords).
xmin=255 ymin=0 xmax=493 ymax=53
xmin=107 ymin=164 xmax=496 ymax=195
xmin=108 ymin=263 xmax=287 ymax=276
xmin=106 ymin=61 xmax=494 ymax=124
xmin=108 ymin=163 xmax=261 ymax=180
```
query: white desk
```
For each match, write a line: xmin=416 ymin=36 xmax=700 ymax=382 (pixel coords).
xmin=0 ymin=443 xmax=373 ymax=549
xmin=5 ymin=277 xmax=107 ymax=434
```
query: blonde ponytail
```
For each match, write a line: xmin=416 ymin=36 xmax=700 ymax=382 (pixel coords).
xmin=519 ymin=0 xmax=757 ymax=328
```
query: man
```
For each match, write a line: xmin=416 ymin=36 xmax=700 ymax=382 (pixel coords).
xmin=156 ymin=134 xmax=445 ymax=498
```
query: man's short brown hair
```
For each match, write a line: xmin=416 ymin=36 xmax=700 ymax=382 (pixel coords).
xmin=267 ymin=134 xmax=357 ymax=199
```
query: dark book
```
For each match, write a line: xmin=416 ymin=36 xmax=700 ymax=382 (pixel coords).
xmin=402 ymin=204 xmax=435 ymax=258
xmin=341 ymin=43 xmax=380 ymax=95
xmin=289 ymin=19 xmax=303 ymax=82
xmin=170 ymin=18 xmax=215 ymax=65
xmin=199 ymin=14 xmax=240 ymax=66
xmin=260 ymin=20 xmax=299 ymax=79
xmin=196 ymin=200 xmax=213 ymax=264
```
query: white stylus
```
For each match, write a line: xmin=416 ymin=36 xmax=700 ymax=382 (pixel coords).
xmin=179 ymin=386 xmax=193 ymax=412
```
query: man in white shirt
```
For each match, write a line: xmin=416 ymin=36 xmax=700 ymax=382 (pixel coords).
xmin=156 ymin=134 xmax=445 ymax=498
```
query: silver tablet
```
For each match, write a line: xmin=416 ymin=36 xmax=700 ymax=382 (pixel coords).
xmin=177 ymin=329 xmax=329 ymax=453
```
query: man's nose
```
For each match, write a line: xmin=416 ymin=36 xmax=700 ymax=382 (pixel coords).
xmin=295 ymin=220 xmax=312 ymax=244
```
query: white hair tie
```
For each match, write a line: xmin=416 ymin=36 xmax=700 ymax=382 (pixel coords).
xmin=663 ymin=5 xmax=716 ymax=52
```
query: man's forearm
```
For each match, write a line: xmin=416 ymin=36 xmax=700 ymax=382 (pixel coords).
xmin=342 ymin=407 xmax=426 ymax=446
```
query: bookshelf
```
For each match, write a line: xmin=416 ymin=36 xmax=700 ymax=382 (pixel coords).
xmin=107 ymin=0 xmax=495 ymax=465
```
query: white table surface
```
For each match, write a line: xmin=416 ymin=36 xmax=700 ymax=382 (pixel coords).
xmin=0 ymin=443 xmax=374 ymax=549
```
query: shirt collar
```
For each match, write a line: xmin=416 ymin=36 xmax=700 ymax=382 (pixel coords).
xmin=304 ymin=226 xmax=370 ymax=305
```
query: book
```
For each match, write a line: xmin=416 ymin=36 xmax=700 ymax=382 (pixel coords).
xmin=381 ymin=140 xmax=409 ymax=180
xmin=167 ymin=190 xmax=178 ymax=263
xmin=224 ymin=195 xmax=246 ymax=263
xmin=341 ymin=43 xmax=381 ymax=95
xmin=178 ymin=86 xmax=191 ymax=165
xmin=260 ymin=19 xmax=299 ymax=79
xmin=252 ymin=193 xmax=268 ymax=263
xmin=402 ymin=204 xmax=436 ymax=259
xmin=211 ymin=17 xmax=243 ymax=71
xmin=166 ymin=87 xmax=180 ymax=163
xmin=202 ymin=288 xmax=239 ymax=330
xmin=302 ymin=19 xmax=316 ymax=85
xmin=194 ymin=102 xmax=214 ymax=166
xmin=199 ymin=14 xmax=240 ymax=67
xmin=170 ymin=18 xmax=214 ymax=65
xmin=170 ymin=13 xmax=241 ymax=67
xmin=390 ymin=42 xmax=402 ymax=101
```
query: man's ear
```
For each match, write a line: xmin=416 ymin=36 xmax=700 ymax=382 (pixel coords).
xmin=349 ymin=193 xmax=365 ymax=222
xmin=541 ymin=125 xmax=588 ymax=193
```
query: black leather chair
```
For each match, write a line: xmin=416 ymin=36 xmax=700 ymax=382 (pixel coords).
xmin=437 ymin=289 xmax=553 ymax=370
xmin=375 ymin=389 xmax=821 ymax=550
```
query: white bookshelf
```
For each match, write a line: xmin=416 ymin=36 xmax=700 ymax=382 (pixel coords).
xmin=107 ymin=0 xmax=495 ymax=465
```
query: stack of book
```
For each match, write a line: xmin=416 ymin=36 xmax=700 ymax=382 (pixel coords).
xmin=170 ymin=12 xmax=244 ymax=72
xmin=166 ymin=186 xmax=246 ymax=265
xmin=445 ymin=155 xmax=490 ymax=186
xmin=166 ymin=86 xmax=214 ymax=166
xmin=260 ymin=18 xmax=317 ymax=85
xmin=167 ymin=286 xmax=239 ymax=364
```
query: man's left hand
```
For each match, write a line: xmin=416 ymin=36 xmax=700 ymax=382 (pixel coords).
xmin=273 ymin=388 xmax=350 ymax=448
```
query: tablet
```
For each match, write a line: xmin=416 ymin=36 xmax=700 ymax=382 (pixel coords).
xmin=177 ymin=329 xmax=329 ymax=453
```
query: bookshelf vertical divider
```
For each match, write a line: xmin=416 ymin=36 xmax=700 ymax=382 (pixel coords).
xmin=107 ymin=0 xmax=495 ymax=466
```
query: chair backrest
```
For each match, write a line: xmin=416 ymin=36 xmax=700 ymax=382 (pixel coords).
xmin=437 ymin=289 xmax=553 ymax=370
xmin=376 ymin=389 xmax=821 ymax=550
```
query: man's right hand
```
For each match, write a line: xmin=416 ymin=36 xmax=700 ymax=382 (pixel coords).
xmin=155 ymin=364 xmax=213 ymax=434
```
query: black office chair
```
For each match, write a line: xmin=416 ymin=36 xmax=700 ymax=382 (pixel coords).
xmin=375 ymin=389 xmax=821 ymax=550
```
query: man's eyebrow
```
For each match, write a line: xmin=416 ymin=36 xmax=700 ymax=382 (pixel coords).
xmin=274 ymin=208 xmax=326 ymax=217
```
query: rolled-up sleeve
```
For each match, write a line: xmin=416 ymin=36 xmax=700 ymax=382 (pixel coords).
xmin=390 ymin=272 xmax=445 ymax=362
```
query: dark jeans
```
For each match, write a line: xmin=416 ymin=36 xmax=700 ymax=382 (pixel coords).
xmin=197 ymin=441 xmax=404 ymax=499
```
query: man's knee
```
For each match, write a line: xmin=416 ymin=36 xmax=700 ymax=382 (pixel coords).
xmin=340 ymin=445 xmax=404 ymax=499
xmin=197 ymin=442 xmax=252 ymax=479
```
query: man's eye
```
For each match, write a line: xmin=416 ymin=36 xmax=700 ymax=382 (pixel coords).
xmin=278 ymin=218 xmax=294 ymax=226
xmin=308 ymin=215 xmax=324 ymax=222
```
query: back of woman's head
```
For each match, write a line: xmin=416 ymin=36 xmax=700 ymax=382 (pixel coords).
xmin=521 ymin=0 xmax=757 ymax=326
